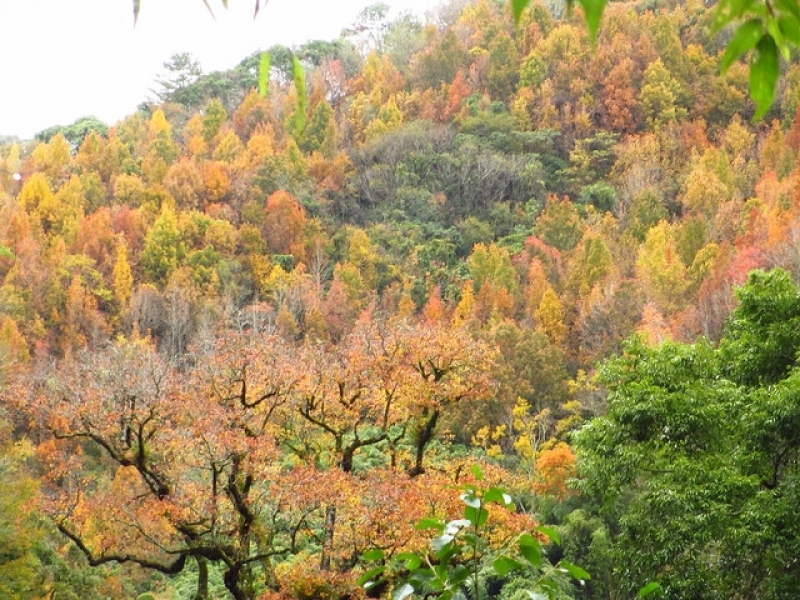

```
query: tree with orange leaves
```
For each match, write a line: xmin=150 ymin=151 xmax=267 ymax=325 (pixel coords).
xmin=282 ymin=310 xmax=495 ymax=569
xmin=17 ymin=336 xmax=300 ymax=600
xmin=15 ymin=307 xmax=495 ymax=597
xmin=533 ymin=442 xmax=577 ymax=501
xmin=263 ymin=190 xmax=307 ymax=263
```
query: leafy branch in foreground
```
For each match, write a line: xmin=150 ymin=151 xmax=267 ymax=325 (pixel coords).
xmin=358 ymin=465 xmax=590 ymax=600
xmin=712 ymin=0 xmax=800 ymax=119
xmin=134 ymin=0 xmax=268 ymax=23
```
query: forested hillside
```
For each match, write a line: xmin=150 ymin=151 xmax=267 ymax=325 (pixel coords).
xmin=2 ymin=0 xmax=800 ymax=597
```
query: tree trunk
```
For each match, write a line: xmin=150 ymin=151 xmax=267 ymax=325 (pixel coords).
xmin=409 ymin=409 xmax=439 ymax=477
xmin=193 ymin=556 xmax=209 ymax=600
xmin=223 ymin=564 xmax=254 ymax=600
xmin=320 ymin=504 xmax=336 ymax=571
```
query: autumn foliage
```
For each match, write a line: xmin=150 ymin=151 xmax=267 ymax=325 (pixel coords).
xmin=3 ymin=0 xmax=800 ymax=597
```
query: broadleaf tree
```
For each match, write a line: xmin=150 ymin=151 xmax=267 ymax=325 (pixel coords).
xmin=576 ymin=268 xmax=800 ymax=599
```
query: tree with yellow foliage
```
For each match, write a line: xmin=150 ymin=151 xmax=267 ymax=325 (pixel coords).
xmin=535 ymin=287 xmax=567 ymax=346
xmin=112 ymin=236 xmax=134 ymax=310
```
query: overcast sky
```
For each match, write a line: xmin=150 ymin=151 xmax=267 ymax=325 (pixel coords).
xmin=0 ymin=0 xmax=438 ymax=140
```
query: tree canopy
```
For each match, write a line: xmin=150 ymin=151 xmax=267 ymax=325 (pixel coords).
xmin=576 ymin=269 xmax=800 ymax=598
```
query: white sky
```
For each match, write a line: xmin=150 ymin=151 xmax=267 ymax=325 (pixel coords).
xmin=0 ymin=0 xmax=438 ymax=140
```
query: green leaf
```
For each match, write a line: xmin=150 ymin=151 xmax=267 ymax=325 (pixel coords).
xmin=638 ymin=582 xmax=663 ymax=597
xmin=395 ymin=552 xmax=422 ymax=570
xmin=133 ymin=0 xmax=141 ymax=24
xmin=358 ymin=566 xmax=386 ymax=587
xmin=777 ymin=0 xmax=800 ymax=22
xmin=392 ymin=583 xmax=415 ymax=600
xmin=766 ymin=15 xmax=788 ymax=58
xmin=292 ymin=54 xmax=307 ymax=133
xmin=409 ymin=568 xmax=435 ymax=585
xmin=493 ymin=555 xmax=522 ymax=576
xmin=433 ymin=564 xmax=449 ymax=584
xmin=471 ymin=464 xmax=484 ymax=480
xmin=450 ymin=565 xmax=471 ymax=586
xmin=416 ymin=518 xmax=444 ymax=531
xmin=720 ymin=19 xmax=764 ymax=73
xmin=258 ymin=52 xmax=271 ymax=98
xmin=435 ymin=543 xmax=460 ymax=567
xmin=714 ymin=0 xmax=766 ymax=32
xmin=511 ymin=0 xmax=531 ymax=24
xmin=535 ymin=525 xmax=561 ymax=545
xmin=727 ymin=0 xmax=760 ymax=20
xmin=750 ymin=34 xmax=779 ymax=120
xmin=518 ymin=535 xmax=543 ymax=568
xmin=558 ymin=559 xmax=591 ymax=581
xmin=362 ymin=548 xmax=385 ymax=561
xmin=484 ymin=487 xmax=514 ymax=506
xmin=778 ymin=15 xmax=800 ymax=47
xmin=578 ymin=0 xmax=607 ymax=46
xmin=464 ymin=505 xmax=488 ymax=528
